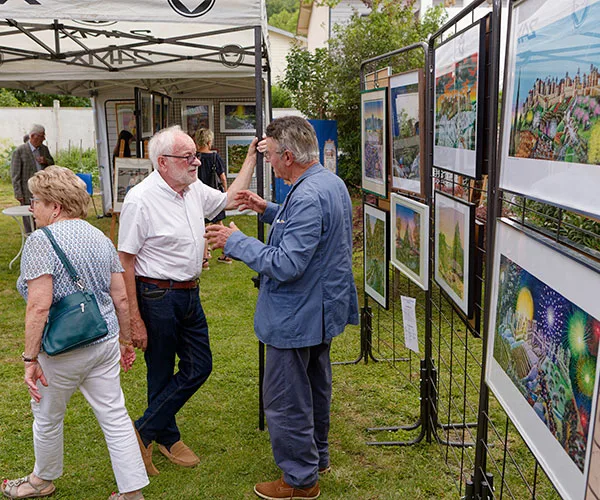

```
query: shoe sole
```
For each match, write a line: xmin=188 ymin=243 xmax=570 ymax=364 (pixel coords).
xmin=253 ymin=486 xmax=320 ymax=500
xmin=157 ymin=444 xmax=200 ymax=467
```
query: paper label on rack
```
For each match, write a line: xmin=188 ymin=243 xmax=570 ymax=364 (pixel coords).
xmin=401 ymin=296 xmax=419 ymax=354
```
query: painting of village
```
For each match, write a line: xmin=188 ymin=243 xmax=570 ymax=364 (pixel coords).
xmin=435 ymin=192 xmax=473 ymax=314
xmin=391 ymin=194 xmax=428 ymax=290
xmin=493 ymin=254 xmax=600 ymax=472
xmin=509 ymin=2 xmax=600 ymax=166
xmin=364 ymin=205 xmax=388 ymax=308
xmin=361 ymin=90 xmax=386 ymax=196
xmin=226 ymin=136 xmax=253 ymax=177
xmin=390 ymin=72 xmax=421 ymax=194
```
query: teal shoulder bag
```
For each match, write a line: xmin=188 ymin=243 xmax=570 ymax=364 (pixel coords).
xmin=40 ymin=226 xmax=109 ymax=356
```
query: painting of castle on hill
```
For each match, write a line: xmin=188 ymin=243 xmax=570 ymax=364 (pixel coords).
xmin=500 ymin=0 xmax=600 ymax=217
xmin=493 ymin=253 xmax=599 ymax=474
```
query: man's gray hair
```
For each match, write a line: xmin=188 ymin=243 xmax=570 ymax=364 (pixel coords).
xmin=29 ymin=124 xmax=45 ymax=136
xmin=148 ymin=125 xmax=185 ymax=168
xmin=266 ymin=116 xmax=319 ymax=165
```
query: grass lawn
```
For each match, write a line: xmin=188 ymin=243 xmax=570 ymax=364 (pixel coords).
xmin=0 ymin=180 xmax=461 ymax=499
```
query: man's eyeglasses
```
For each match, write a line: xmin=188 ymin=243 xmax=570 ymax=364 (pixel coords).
xmin=162 ymin=153 xmax=201 ymax=165
xmin=264 ymin=149 xmax=285 ymax=161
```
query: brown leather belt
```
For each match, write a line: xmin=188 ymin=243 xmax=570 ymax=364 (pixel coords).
xmin=137 ymin=276 xmax=198 ymax=289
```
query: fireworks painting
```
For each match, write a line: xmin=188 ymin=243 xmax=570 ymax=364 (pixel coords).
xmin=390 ymin=71 xmax=423 ymax=195
xmin=500 ymin=0 xmax=600 ymax=217
xmin=433 ymin=19 xmax=485 ymax=178
xmin=361 ymin=89 xmax=387 ymax=197
xmin=364 ymin=204 xmax=388 ymax=308
xmin=390 ymin=193 xmax=429 ymax=290
xmin=487 ymin=220 xmax=600 ymax=500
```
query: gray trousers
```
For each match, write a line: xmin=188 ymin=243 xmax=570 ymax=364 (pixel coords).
xmin=264 ymin=342 xmax=332 ymax=488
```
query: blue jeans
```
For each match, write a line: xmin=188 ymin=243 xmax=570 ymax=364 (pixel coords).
xmin=264 ymin=342 xmax=332 ymax=488
xmin=135 ymin=281 xmax=212 ymax=447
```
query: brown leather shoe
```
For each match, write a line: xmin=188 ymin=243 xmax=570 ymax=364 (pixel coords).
xmin=254 ymin=476 xmax=320 ymax=499
xmin=318 ymin=466 xmax=331 ymax=475
xmin=157 ymin=441 xmax=200 ymax=467
xmin=133 ymin=424 xmax=159 ymax=476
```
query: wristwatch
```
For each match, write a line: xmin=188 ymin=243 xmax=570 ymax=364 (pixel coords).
xmin=21 ymin=352 xmax=38 ymax=363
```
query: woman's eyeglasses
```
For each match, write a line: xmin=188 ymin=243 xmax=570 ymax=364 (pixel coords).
xmin=30 ymin=197 xmax=41 ymax=207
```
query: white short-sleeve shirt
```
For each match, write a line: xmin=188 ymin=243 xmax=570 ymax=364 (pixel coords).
xmin=118 ymin=170 xmax=227 ymax=281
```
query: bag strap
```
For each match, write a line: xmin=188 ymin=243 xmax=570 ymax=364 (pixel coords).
xmin=40 ymin=226 xmax=85 ymax=290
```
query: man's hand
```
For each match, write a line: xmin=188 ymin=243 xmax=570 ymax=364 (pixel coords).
xmin=24 ymin=362 xmax=47 ymax=403
xmin=120 ymin=344 xmax=136 ymax=372
xmin=235 ymin=190 xmax=267 ymax=214
xmin=131 ymin=315 xmax=148 ymax=352
xmin=37 ymin=156 xmax=49 ymax=166
xmin=205 ymin=222 xmax=240 ymax=250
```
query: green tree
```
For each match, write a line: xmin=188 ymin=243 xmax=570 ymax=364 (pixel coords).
xmin=0 ymin=88 xmax=22 ymax=107
xmin=281 ymin=0 xmax=445 ymax=186
xmin=0 ymin=88 xmax=90 ymax=107
xmin=267 ymin=0 xmax=300 ymax=33
xmin=271 ymin=85 xmax=293 ymax=108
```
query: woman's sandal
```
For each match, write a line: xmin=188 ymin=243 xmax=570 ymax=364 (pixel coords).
xmin=108 ymin=492 xmax=144 ymax=500
xmin=202 ymin=258 xmax=210 ymax=270
xmin=1 ymin=475 xmax=55 ymax=499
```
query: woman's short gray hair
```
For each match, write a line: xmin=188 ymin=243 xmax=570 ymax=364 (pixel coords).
xmin=28 ymin=166 xmax=89 ymax=219
xmin=266 ymin=116 xmax=319 ymax=165
xmin=195 ymin=128 xmax=214 ymax=149
xmin=148 ymin=125 xmax=184 ymax=167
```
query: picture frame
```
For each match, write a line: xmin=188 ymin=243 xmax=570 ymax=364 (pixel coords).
xmin=139 ymin=91 xmax=153 ymax=139
xmin=364 ymin=203 xmax=389 ymax=309
xmin=434 ymin=190 xmax=476 ymax=317
xmin=390 ymin=192 xmax=429 ymax=291
xmin=486 ymin=218 xmax=600 ymax=500
xmin=226 ymin=136 xmax=254 ymax=177
xmin=498 ymin=0 xmax=600 ymax=217
xmin=389 ymin=69 xmax=425 ymax=197
xmin=162 ymin=96 xmax=171 ymax=129
xmin=433 ymin=17 xmax=487 ymax=179
xmin=220 ymin=102 xmax=256 ymax=133
xmin=361 ymin=88 xmax=388 ymax=198
xmin=113 ymin=158 xmax=153 ymax=212
xmin=152 ymin=94 xmax=162 ymax=134
xmin=181 ymin=101 xmax=213 ymax=139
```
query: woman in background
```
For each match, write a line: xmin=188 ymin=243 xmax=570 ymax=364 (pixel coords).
xmin=1 ymin=166 xmax=148 ymax=500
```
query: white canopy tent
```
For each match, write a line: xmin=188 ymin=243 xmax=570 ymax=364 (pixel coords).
xmin=0 ymin=0 xmax=271 ymax=212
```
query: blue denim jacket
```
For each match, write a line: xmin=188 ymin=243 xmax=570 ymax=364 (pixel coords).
xmin=225 ymin=164 xmax=359 ymax=349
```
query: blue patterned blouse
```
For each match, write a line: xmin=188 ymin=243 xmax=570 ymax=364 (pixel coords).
xmin=17 ymin=219 xmax=124 ymax=347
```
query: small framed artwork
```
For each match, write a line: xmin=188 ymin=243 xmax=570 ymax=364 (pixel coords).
xmin=226 ymin=136 xmax=254 ymax=177
xmin=434 ymin=190 xmax=476 ymax=316
xmin=139 ymin=91 xmax=153 ymax=139
xmin=220 ymin=102 xmax=256 ymax=133
xmin=361 ymin=88 xmax=388 ymax=198
xmin=113 ymin=158 xmax=153 ymax=212
xmin=390 ymin=192 xmax=429 ymax=290
xmin=389 ymin=69 xmax=425 ymax=197
xmin=499 ymin=0 xmax=600 ymax=217
xmin=152 ymin=94 xmax=162 ymax=134
xmin=364 ymin=203 xmax=389 ymax=309
xmin=486 ymin=218 xmax=600 ymax=500
xmin=162 ymin=96 xmax=171 ymax=128
xmin=181 ymin=101 xmax=213 ymax=139
xmin=433 ymin=17 xmax=487 ymax=179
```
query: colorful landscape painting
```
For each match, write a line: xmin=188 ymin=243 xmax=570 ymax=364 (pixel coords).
xmin=226 ymin=137 xmax=253 ymax=176
xmin=509 ymin=2 xmax=600 ymax=165
xmin=363 ymin=98 xmax=385 ymax=183
xmin=394 ymin=203 xmax=421 ymax=276
xmin=435 ymin=52 xmax=479 ymax=151
xmin=364 ymin=205 xmax=387 ymax=307
xmin=221 ymin=103 xmax=256 ymax=133
xmin=493 ymin=254 xmax=600 ymax=472
xmin=390 ymin=73 xmax=421 ymax=193
xmin=436 ymin=200 xmax=466 ymax=300
xmin=182 ymin=104 xmax=210 ymax=138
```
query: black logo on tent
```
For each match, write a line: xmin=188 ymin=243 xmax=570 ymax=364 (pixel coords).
xmin=168 ymin=0 xmax=216 ymax=18
xmin=0 ymin=0 xmax=41 ymax=4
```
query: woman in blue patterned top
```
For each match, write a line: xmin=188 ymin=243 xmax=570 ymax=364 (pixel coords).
xmin=2 ymin=167 xmax=148 ymax=500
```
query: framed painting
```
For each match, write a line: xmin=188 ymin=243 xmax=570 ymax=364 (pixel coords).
xmin=226 ymin=136 xmax=254 ymax=177
xmin=499 ymin=0 xmax=600 ymax=217
xmin=363 ymin=203 xmax=389 ymax=309
xmin=181 ymin=101 xmax=213 ymax=139
xmin=152 ymin=94 xmax=162 ymax=134
xmin=220 ymin=102 xmax=256 ymax=133
xmin=390 ymin=192 xmax=429 ymax=290
xmin=162 ymin=96 xmax=171 ymax=128
xmin=139 ymin=91 xmax=153 ymax=139
xmin=389 ymin=69 xmax=425 ymax=197
xmin=361 ymin=88 xmax=388 ymax=198
xmin=113 ymin=158 xmax=153 ymax=212
xmin=486 ymin=218 xmax=600 ymax=500
xmin=433 ymin=18 xmax=487 ymax=179
xmin=434 ymin=191 xmax=476 ymax=316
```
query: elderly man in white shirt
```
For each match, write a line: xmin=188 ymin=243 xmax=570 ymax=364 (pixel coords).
xmin=118 ymin=125 xmax=257 ymax=476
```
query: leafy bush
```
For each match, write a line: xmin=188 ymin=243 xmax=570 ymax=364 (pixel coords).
xmin=0 ymin=139 xmax=16 ymax=183
xmin=54 ymin=147 xmax=99 ymax=187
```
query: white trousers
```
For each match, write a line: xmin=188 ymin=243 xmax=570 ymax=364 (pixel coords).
xmin=32 ymin=337 xmax=149 ymax=493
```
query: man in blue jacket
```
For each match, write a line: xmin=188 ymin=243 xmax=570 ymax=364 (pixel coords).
xmin=205 ymin=116 xmax=359 ymax=499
